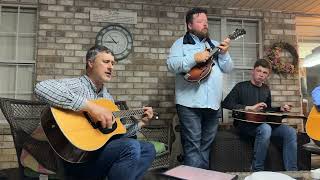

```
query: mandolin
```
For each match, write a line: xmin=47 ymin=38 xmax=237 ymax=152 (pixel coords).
xmin=41 ymin=99 xmax=146 ymax=163
xmin=306 ymin=106 xmax=320 ymax=141
xmin=232 ymin=109 xmax=306 ymax=125
xmin=183 ymin=28 xmax=246 ymax=83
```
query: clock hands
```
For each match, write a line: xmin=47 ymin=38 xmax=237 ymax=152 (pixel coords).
xmin=109 ymin=35 xmax=118 ymax=44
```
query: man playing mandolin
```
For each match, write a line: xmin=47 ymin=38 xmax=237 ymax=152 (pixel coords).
xmin=167 ymin=7 xmax=233 ymax=169
xmin=34 ymin=45 xmax=156 ymax=179
xmin=222 ymin=59 xmax=297 ymax=171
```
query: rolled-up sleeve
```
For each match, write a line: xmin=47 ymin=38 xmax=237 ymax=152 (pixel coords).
xmin=217 ymin=52 xmax=233 ymax=73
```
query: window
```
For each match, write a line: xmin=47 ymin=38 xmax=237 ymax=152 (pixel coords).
xmin=208 ymin=17 xmax=262 ymax=122
xmin=0 ymin=6 xmax=36 ymax=122
xmin=0 ymin=6 xmax=36 ymax=99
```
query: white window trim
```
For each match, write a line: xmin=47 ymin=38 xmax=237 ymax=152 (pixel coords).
xmin=0 ymin=5 xmax=37 ymax=99
xmin=208 ymin=16 xmax=263 ymax=123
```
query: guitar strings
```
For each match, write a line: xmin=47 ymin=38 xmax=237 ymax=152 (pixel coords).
xmin=112 ymin=109 xmax=144 ymax=118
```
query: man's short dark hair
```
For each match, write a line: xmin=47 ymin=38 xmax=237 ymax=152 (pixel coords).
xmin=86 ymin=45 xmax=114 ymax=69
xmin=185 ymin=7 xmax=208 ymax=26
xmin=254 ymin=59 xmax=272 ymax=70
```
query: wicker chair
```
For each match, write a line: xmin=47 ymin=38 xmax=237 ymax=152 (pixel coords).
xmin=115 ymin=101 xmax=171 ymax=170
xmin=0 ymin=98 xmax=171 ymax=180
xmin=0 ymin=97 xmax=68 ymax=179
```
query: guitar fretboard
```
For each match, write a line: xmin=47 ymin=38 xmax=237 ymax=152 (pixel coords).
xmin=112 ymin=109 xmax=144 ymax=119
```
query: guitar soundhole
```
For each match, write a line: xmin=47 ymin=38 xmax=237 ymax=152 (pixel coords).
xmin=83 ymin=112 xmax=118 ymax=134
xmin=99 ymin=122 xmax=118 ymax=134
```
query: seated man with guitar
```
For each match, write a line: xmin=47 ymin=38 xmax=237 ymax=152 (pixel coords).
xmin=33 ymin=45 xmax=156 ymax=179
xmin=222 ymin=59 xmax=297 ymax=171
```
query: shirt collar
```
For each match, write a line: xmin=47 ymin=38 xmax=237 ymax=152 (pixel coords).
xmin=183 ymin=32 xmax=207 ymax=45
xmin=81 ymin=75 xmax=100 ymax=93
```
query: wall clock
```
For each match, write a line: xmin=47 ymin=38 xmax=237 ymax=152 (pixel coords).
xmin=96 ymin=24 xmax=133 ymax=60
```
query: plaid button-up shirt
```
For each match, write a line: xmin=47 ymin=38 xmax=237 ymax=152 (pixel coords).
xmin=35 ymin=75 xmax=140 ymax=137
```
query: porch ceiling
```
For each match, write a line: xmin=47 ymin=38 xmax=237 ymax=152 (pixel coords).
xmin=157 ymin=0 xmax=320 ymax=15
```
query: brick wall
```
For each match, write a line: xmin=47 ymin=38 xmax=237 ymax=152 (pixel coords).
xmin=0 ymin=0 xmax=304 ymax=170
xmin=0 ymin=123 xmax=18 ymax=169
xmin=34 ymin=0 xmax=302 ymax=122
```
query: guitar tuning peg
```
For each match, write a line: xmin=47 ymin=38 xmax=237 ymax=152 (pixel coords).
xmin=154 ymin=112 xmax=159 ymax=120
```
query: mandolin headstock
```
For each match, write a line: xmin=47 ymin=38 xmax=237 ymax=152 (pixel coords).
xmin=228 ymin=28 xmax=246 ymax=40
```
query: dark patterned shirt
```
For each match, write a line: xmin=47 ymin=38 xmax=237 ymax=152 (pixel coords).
xmin=222 ymin=81 xmax=280 ymax=112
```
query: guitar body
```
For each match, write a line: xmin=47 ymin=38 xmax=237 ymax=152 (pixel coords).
xmin=306 ymin=106 xmax=320 ymax=141
xmin=232 ymin=110 xmax=305 ymax=125
xmin=184 ymin=59 xmax=214 ymax=83
xmin=41 ymin=99 xmax=127 ymax=163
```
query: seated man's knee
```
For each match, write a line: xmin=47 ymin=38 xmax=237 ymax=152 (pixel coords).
xmin=146 ymin=142 xmax=156 ymax=155
xmin=285 ymin=126 xmax=297 ymax=141
xmin=257 ymin=123 xmax=272 ymax=139
xmin=123 ymin=139 xmax=141 ymax=160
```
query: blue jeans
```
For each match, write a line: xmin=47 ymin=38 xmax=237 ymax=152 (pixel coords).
xmin=176 ymin=104 xmax=220 ymax=169
xmin=236 ymin=122 xmax=297 ymax=171
xmin=64 ymin=138 xmax=156 ymax=180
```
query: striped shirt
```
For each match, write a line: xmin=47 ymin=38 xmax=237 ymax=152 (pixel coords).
xmin=35 ymin=75 xmax=140 ymax=137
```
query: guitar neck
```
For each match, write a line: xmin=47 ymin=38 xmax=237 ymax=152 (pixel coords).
xmin=283 ymin=114 xmax=306 ymax=119
xmin=112 ymin=109 xmax=144 ymax=119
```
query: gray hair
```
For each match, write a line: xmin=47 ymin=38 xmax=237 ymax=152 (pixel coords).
xmin=86 ymin=45 xmax=114 ymax=69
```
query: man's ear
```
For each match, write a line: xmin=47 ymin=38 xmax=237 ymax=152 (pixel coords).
xmin=187 ymin=23 xmax=192 ymax=31
xmin=87 ymin=60 xmax=93 ymax=68
xmin=251 ymin=69 xmax=254 ymax=76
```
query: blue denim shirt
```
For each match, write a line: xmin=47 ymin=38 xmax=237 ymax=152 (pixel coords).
xmin=312 ymin=86 xmax=320 ymax=110
xmin=167 ymin=34 xmax=233 ymax=110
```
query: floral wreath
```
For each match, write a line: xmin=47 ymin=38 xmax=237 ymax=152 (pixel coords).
xmin=264 ymin=42 xmax=299 ymax=74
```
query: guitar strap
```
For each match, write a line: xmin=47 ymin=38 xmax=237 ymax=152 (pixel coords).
xmin=205 ymin=38 xmax=221 ymax=69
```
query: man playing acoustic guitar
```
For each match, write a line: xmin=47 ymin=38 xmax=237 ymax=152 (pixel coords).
xmin=34 ymin=45 xmax=156 ymax=180
xmin=222 ymin=59 xmax=297 ymax=171
xmin=167 ymin=7 xmax=233 ymax=169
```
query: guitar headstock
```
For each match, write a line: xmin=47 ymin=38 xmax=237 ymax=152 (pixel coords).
xmin=228 ymin=28 xmax=246 ymax=40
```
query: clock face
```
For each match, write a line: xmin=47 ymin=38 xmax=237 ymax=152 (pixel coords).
xmin=96 ymin=25 xmax=133 ymax=60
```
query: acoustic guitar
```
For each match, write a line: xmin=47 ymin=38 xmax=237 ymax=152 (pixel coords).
xmin=232 ymin=109 xmax=306 ymax=125
xmin=41 ymin=99 xmax=146 ymax=163
xmin=183 ymin=28 xmax=246 ymax=83
xmin=306 ymin=106 xmax=320 ymax=141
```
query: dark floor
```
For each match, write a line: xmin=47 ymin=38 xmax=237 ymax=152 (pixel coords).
xmin=0 ymin=156 xmax=320 ymax=180
xmin=0 ymin=168 xmax=19 ymax=180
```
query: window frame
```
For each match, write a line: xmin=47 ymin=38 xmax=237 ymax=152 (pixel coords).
xmin=0 ymin=4 xmax=37 ymax=99
xmin=208 ymin=16 xmax=263 ymax=122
